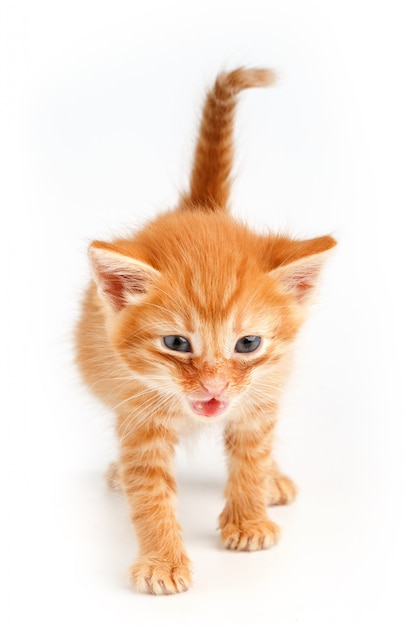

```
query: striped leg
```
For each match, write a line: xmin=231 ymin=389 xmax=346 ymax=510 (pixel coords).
xmin=219 ymin=419 xmax=281 ymax=551
xmin=119 ymin=423 xmax=191 ymax=595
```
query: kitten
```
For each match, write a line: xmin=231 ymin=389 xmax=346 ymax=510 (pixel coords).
xmin=76 ymin=67 xmax=336 ymax=595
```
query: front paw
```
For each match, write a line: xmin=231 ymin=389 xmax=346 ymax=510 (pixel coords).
xmin=129 ymin=557 xmax=192 ymax=595
xmin=220 ymin=519 xmax=280 ymax=551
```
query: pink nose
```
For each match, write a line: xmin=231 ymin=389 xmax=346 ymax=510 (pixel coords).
xmin=200 ymin=379 xmax=229 ymax=398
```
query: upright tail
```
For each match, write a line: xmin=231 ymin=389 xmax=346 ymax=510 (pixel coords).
xmin=181 ymin=67 xmax=276 ymax=212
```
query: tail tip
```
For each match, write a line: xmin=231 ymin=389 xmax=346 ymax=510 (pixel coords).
xmin=217 ymin=66 xmax=277 ymax=93
xmin=244 ymin=67 xmax=277 ymax=87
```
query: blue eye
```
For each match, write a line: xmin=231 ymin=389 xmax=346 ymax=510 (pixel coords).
xmin=235 ymin=336 xmax=261 ymax=354
xmin=163 ymin=336 xmax=192 ymax=353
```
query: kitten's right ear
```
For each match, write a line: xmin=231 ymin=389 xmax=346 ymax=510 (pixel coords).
xmin=88 ymin=242 xmax=160 ymax=311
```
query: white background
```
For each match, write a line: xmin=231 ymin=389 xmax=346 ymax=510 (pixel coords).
xmin=1 ymin=1 xmax=416 ymax=624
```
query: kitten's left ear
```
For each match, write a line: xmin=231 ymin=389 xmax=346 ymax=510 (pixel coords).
xmin=269 ymin=235 xmax=336 ymax=305
xmin=88 ymin=241 xmax=160 ymax=311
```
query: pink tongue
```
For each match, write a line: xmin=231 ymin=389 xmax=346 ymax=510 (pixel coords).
xmin=200 ymin=398 xmax=222 ymax=416
xmin=190 ymin=397 xmax=229 ymax=417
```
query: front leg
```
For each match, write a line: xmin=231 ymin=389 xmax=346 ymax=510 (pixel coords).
xmin=219 ymin=418 xmax=280 ymax=551
xmin=119 ymin=422 xmax=191 ymax=595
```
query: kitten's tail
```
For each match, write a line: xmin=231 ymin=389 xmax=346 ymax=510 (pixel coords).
xmin=182 ymin=67 xmax=276 ymax=212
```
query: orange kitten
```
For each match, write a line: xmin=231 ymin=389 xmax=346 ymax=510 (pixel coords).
xmin=76 ymin=67 xmax=336 ymax=595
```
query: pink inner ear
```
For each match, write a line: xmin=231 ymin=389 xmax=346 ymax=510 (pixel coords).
xmin=294 ymin=266 xmax=321 ymax=300
xmin=297 ymin=278 xmax=313 ymax=296
xmin=98 ymin=270 xmax=147 ymax=311
xmin=267 ymin=234 xmax=336 ymax=304
xmin=275 ymin=254 xmax=329 ymax=305
xmin=89 ymin=244 xmax=160 ymax=311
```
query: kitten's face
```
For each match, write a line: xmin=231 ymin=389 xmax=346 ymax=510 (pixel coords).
xmin=111 ymin=268 xmax=300 ymax=422
xmin=90 ymin=213 xmax=334 ymax=422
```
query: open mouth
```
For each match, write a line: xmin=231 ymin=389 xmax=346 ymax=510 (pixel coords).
xmin=189 ymin=398 xmax=230 ymax=418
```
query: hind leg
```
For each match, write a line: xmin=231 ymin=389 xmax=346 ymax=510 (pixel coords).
xmin=105 ymin=461 xmax=123 ymax=491
xmin=266 ymin=460 xmax=297 ymax=506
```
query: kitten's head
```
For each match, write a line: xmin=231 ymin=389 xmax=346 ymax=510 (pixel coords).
xmin=89 ymin=211 xmax=335 ymax=421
